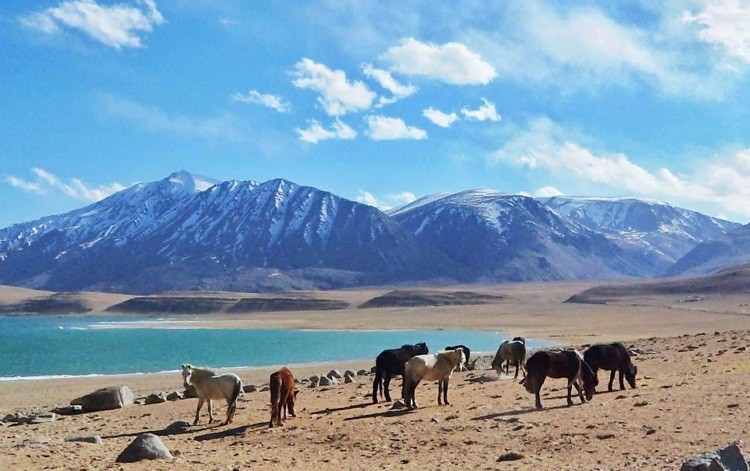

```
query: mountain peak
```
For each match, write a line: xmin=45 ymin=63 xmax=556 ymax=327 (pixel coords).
xmin=165 ymin=170 xmax=220 ymax=193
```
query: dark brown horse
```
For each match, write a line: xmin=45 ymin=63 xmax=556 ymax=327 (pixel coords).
xmin=523 ymin=350 xmax=598 ymax=410
xmin=583 ymin=342 xmax=637 ymax=391
xmin=372 ymin=342 xmax=429 ymax=403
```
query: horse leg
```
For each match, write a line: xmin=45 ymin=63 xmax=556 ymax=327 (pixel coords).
xmin=443 ymin=378 xmax=450 ymax=406
xmin=619 ymin=370 xmax=626 ymax=390
xmin=534 ymin=376 xmax=546 ymax=410
xmin=573 ymin=380 xmax=585 ymax=403
xmin=514 ymin=362 xmax=519 ymax=379
xmin=410 ymin=380 xmax=420 ymax=409
xmin=437 ymin=380 xmax=443 ymax=405
xmin=567 ymin=380 xmax=575 ymax=406
xmin=207 ymin=399 xmax=214 ymax=424
xmin=383 ymin=374 xmax=392 ymax=402
xmin=608 ymin=370 xmax=616 ymax=392
xmin=193 ymin=398 xmax=204 ymax=425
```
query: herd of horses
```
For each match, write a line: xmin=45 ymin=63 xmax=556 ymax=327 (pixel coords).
xmin=180 ymin=338 xmax=638 ymax=427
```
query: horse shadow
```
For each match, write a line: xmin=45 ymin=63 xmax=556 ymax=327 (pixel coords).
xmin=310 ymin=402 xmax=374 ymax=415
xmin=343 ymin=408 xmax=412 ymax=421
xmin=471 ymin=402 xmax=583 ymax=421
xmin=193 ymin=421 xmax=268 ymax=441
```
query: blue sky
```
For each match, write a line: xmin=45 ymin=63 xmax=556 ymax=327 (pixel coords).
xmin=3 ymin=0 xmax=750 ymax=228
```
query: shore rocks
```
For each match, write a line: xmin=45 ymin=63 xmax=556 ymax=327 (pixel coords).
xmin=66 ymin=435 xmax=103 ymax=445
xmin=357 ymin=369 xmax=369 ymax=376
xmin=166 ymin=391 xmax=183 ymax=401
xmin=318 ymin=376 xmax=333 ymax=386
xmin=680 ymin=442 xmax=748 ymax=471
xmin=71 ymin=386 xmax=134 ymax=412
xmin=116 ymin=433 xmax=173 ymax=463
xmin=145 ymin=393 xmax=167 ymax=405
xmin=242 ymin=384 xmax=257 ymax=393
xmin=327 ymin=370 xmax=343 ymax=380
xmin=183 ymin=385 xmax=199 ymax=398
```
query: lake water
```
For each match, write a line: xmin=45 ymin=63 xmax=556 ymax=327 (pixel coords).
xmin=0 ymin=315 xmax=556 ymax=380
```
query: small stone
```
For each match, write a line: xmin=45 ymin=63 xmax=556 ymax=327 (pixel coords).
xmin=163 ymin=421 xmax=191 ymax=434
xmin=344 ymin=370 xmax=357 ymax=378
xmin=29 ymin=413 xmax=56 ymax=424
xmin=726 ymin=403 xmax=740 ymax=409
xmin=391 ymin=399 xmax=406 ymax=409
xmin=145 ymin=393 xmax=167 ymax=405
xmin=430 ymin=417 xmax=440 ymax=423
xmin=66 ymin=435 xmax=103 ymax=445
xmin=242 ymin=384 xmax=257 ymax=393
xmin=596 ymin=433 xmax=616 ymax=440
xmin=357 ymin=369 xmax=368 ymax=376
xmin=497 ymin=452 xmax=524 ymax=462
xmin=634 ymin=401 xmax=649 ymax=407
xmin=166 ymin=391 xmax=183 ymax=401
xmin=327 ymin=370 xmax=343 ymax=380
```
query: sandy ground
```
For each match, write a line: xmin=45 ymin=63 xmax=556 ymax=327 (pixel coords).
xmin=1 ymin=282 xmax=749 ymax=470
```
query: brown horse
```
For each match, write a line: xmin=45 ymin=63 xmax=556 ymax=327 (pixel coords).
xmin=522 ymin=350 xmax=598 ymax=410
xmin=269 ymin=367 xmax=298 ymax=427
xmin=583 ymin=342 xmax=637 ymax=391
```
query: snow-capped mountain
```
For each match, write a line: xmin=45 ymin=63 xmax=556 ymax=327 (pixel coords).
xmin=0 ymin=172 xmax=455 ymax=293
xmin=663 ymin=223 xmax=750 ymax=277
xmin=542 ymin=196 xmax=740 ymax=275
xmin=391 ymin=189 xmax=642 ymax=281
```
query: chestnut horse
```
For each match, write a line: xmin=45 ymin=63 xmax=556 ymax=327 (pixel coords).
xmin=583 ymin=342 xmax=637 ymax=391
xmin=522 ymin=350 xmax=598 ymax=410
xmin=269 ymin=367 xmax=298 ymax=428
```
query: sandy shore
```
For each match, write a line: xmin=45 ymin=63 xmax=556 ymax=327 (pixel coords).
xmin=1 ymin=282 xmax=749 ymax=469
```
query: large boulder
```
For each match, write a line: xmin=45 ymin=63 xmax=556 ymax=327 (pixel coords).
xmin=183 ymin=385 xmax=199 ymax=398
xmin=680 ymin=443 xmax=748 ymax=471
xmin=116 ymin=433 xmax=173 ymax=463
xmin=71 ymin=386 xmax=134 ymax=412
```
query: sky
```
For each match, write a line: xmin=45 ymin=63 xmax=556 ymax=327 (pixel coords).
xmin=3 ymin=0 xmax=750 ymax=228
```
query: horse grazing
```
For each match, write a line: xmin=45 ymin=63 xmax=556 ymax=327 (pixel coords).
xmin=522 ymin=350 xmax=598 ymax=410
xmin=269 ymin=367 xmax=298 ymax=428
xmin=181 ymin=364 xmax=242 ymax=426
xmin=491 ymin=339 xmax=527 ymax=379
xmin=372 ymin=342 xmax=429 ymax=404
xmin=444 ymin=345 xmax=471 ymax=371
xmin=402 ymin=349 xmax=465 ymax=410
xmin=583 ymin=342 xmax=637 ymax=391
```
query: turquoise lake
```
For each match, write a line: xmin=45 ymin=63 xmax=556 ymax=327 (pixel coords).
xmin=0 ymin=316 xmax=556 ymax=379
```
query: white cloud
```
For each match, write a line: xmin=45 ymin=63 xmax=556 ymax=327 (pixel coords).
xmin=232 ymin=90 xmax=290 ymax=113
xmin=19 ymin=0 xmax=164 ymax=49
xmin=295 ymin=119 xmax=357 ymax=143
xmin=355 ymin=189 xmax=416 ymax=210
xmin=366 ymin=115 xmax=427 ymax=141
xmin=381 ymin=37 xmax=497 ymax=85
xmin=535 ymin=186 xmax=563 ymax=197
xmin=423 ymin=107 xmax=459 ymax=128
xmin=5 ymin=168 xmax=125 ymax=202
xmin=362 ymin=63 xmax=417 ymax=106
xmin=460 ymin=98 xmax=501 ymax=122
xmin=684 ymin=0 xmax=750 ymax=63
xmin=490 ymin=117 xmax=750 ymax=220
xmin=99 ymin=93 xmax=248 ymax=142
xmin=292 ymin=58 xmax=376 ymax=116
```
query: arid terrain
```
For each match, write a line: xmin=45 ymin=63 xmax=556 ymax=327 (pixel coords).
xmin=1 ymin=281 xmax=749 ymax=470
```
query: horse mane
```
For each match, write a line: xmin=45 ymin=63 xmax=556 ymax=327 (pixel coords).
xmin=187 ymin=366 xmax=216 ymax=384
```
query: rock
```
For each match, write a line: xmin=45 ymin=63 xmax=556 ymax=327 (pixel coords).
xmin=634 ymin=401 xmax=649 ymax=407
xmin=391 ymin=399 xmax=406 ymax=409
xmin=163 ymin=421 xmax=191 ymax=434
xmin=166 ymin=391 xmax=183 ymax=401
xmin=242 ymin=384 xmax=257 ymax=393
xmin=260 ymin=386 xmax=270 ymax=392
xmin=52 ymin=405 xmax=83 ymax=415
xmin=309 ymin=375 xmax=319 ymax=382
xmin=357 ymin=369 xmax=368 ymax=376
xmin=680 ymin=442 xmax=748 ymax=471
xmin=145 ymin=393 xmax=167 ymax=405
xmin=2 ymin=412 xmax=27 ymax=424
xmin=116 ymin=433 xmax=173 ymax=463
xmin=66 ymin=435 xmax=103 ymax=445
xmin=344 ymin=370 xmax=357 ymax=378
xmin=344 ymin=375 xmax=355 ymax=384
xmin=71 ymin=386 xmax=134 ymax=412
xmin=497 ymin=452 xmax=524 ymax=462
xmin=183 ymin=385 xmax=199 ymax=399
xmin=327 ymin=370 xmax=343 ymax=379
xmin=28 ymin=413 xmax=56 ymax=424
xmin=430 ymin=417 xmax=440 ymax=423
xmin=370 ymin=366 xmax=377 ymax=374
xmin=318 ymin=376 xmax=332 ymax=386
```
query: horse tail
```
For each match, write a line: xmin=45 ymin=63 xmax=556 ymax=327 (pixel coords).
xmin=523 ymin=373 xmax=535 ymax=394
xmin=372 ymin=366 xmax=383 ymax=402
xmin=228 ymin=377 xmax=242 ymax=415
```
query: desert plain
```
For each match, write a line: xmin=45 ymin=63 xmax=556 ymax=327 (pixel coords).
xmin=1 ymin=281 xmax=749 ymax=470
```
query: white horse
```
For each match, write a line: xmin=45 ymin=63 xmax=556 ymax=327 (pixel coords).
xmin=181 ymin=364 xmax=243 ymax=426
xmin=402 ymin=349 xmax=465 ymax=410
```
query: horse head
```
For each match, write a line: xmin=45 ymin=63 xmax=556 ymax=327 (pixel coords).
xmin=581 ymin=361 xmax=599 ymax=401
xmin=181 ymin=364 xmax=194 ymax=389
xmin=625 ymin=364 xmax=637 ymax=388
xmin=415 ymin=342 xmax=428 ymax=354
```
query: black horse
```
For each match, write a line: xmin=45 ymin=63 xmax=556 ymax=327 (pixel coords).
xmin=523 ymin=349 xmax=598 ymax=410
xmin=372 ymin=342 xmax=428 ymax=403
xmin=583 ymin=342 xmax=637 ymax=391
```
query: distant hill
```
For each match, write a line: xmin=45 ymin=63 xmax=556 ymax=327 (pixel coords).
xmin=566 ymin=264 xmax=750 ymax=304
xmin=663 ymin=224 xmax=750 ymax=277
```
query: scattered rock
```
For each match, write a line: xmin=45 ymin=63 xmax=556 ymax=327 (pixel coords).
xmin=596 ymin=433 xmax=616 ymax=440
xmin=66 ymin=435 xmax=103 ymax=445
xmin=116 ymin=433 xmax=173 ymax=463
xmin=727 ymin=403 xmax=740 ymax=409
xmin=163 ymin=421 xmax=191 ymax=434
xmin=344 ymin=370 xmax=357 ymax=378
xmin=634 ymin=401 xmax=649 ymax=407
xmin=497 ymin=452 xmax=524 ymax=462
xmin=430 ymin=417 xmax=440 ymax=423
xmin=344 ymin=375 xmax=355 ymax=384
xmin=183 ymin=385 xmax=199 ymax=399
xmin=391 ymin=399 xmax=406 ymax=409
xmin=357 ymin=369 xmax=369 ymax=376
xmin=145 ymin=393 xmax=167 ymax=405
xmin=318 ymin=376 xmax=332 ymax=387
xmin=259 ymin=386 xmax=270 ymax=392
xmin=28 ymin=413 xmax=56 ymax=424
xmin=242 ymin=384 xmax=257 ymax=393
xmin=2 ymin=412 xmax=27 ymax=424
xmin=327 ymin=370 xmax=343 ymax=380
xmin=71 ymin=386 xmax=134 ymax=412
xmin=680 ymin=442 xmax=748 ymax=471
xmin=52 ymin=405 xmax=83 ymax=416
xmin=166 ymin=391 xmax=183 ymax=401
